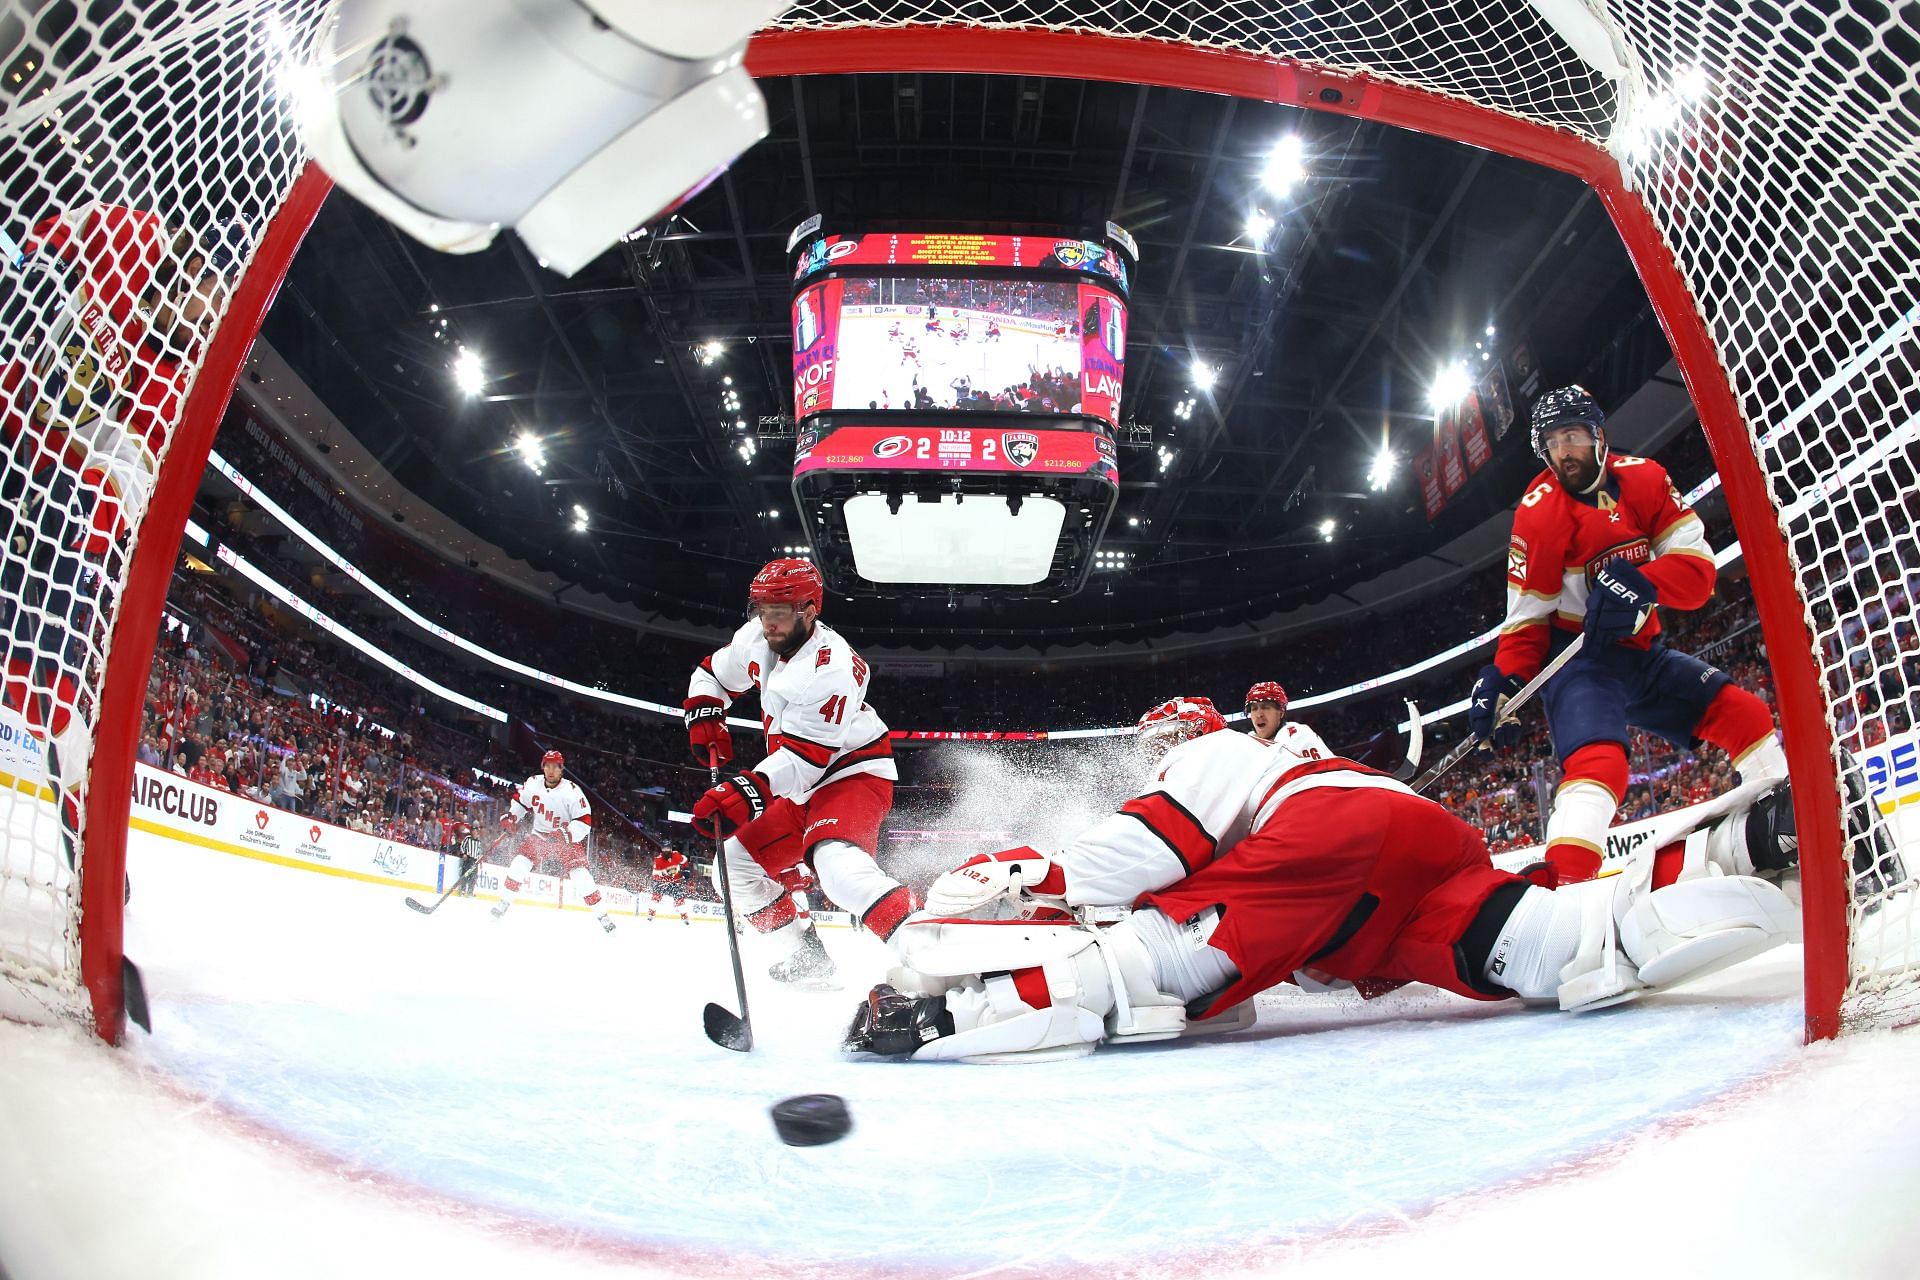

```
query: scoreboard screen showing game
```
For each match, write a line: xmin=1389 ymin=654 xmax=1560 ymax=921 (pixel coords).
xmin=786 ymin=225 xmax=1133 ymax=598
xmin=790 ymin=233 xmax=1129 ymax=428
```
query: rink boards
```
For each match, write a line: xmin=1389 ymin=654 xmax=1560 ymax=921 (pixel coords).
xmin=118 ymin=762 xmax=876 ymax=927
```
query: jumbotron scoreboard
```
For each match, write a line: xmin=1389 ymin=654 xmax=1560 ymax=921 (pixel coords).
xmin=787 ymin=219 xmax=1134 ymax=596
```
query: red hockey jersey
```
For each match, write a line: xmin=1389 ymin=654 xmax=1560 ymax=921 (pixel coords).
xmin=1494 ymin=455 xmax=1717 ymax=681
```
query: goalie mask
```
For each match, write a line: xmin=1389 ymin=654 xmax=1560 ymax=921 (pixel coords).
xmin=1136 ymin=697 xmax=1228 ymax=759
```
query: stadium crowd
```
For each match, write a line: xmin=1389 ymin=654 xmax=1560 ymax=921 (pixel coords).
xmin=151 ymin=408 xmax=1920 ymax=899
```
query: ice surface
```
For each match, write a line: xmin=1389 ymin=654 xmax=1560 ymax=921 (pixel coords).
xmin=2 ymin=827 xmax=1920 ymax=1278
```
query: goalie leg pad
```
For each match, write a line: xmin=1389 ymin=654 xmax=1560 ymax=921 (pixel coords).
xmin=1557 ymin=872 xmax=1646 ymax=1012
xmin=1621 ymin=873 xmax=1801 ymax=989
xmin=907 ymin=974 xmax=1105 ymax=1064
xmin=872 ymin=918 xmax=1197 ymax=1062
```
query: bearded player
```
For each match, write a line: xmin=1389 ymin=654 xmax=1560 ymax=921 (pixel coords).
xmin=845 ymin=696 xmax=1801 ymax=1063
xmin=682 ymin=558 xmax=914 ymax=989
xmin=492 ymin=750 xmax=616 ymax=933
xmin=1467 ymin=386 xmax=1791 ymax=887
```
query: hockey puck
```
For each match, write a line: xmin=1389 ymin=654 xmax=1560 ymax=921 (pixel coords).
xmin=769 ymin=1093 xmax=852 ymax=1147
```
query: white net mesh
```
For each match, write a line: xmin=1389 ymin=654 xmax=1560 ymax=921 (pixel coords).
xmin=0 ymin=0 xmax=330 ymax=1026
xmin=2 ymin=0 xmax=1915 ymax=1034
xmin=775 ymin=0 xmax=1920 ymax=1031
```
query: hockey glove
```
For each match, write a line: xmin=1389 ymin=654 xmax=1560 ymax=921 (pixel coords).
xmin=924 ymin=846 xmax=1065 ymax=917
xmin=692 ymin=770 xmax=771 ymax=839
xmin=1585 ymin=559 xmax=1658 ymax=645
xmin=1467 ymin=664 xmax=1525 ymax=750
xmin=683 ymin=696 xmax=732 ymax=766
xmin=500 ymin=811 xmax=519 ymax=830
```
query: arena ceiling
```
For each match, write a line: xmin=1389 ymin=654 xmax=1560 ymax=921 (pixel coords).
xmin=258 ymin=71 xmax=1678 ymax=648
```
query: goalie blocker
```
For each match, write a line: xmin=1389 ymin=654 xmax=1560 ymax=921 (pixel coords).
xmin=849 ymin=698 xmax=1805 ymax=1065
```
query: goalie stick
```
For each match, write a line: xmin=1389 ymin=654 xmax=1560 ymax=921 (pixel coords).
xmin=404 ymin=833 xmax=508 ymax=915
xmin=1412 ymin=634 xmax=1586 ymax=796
xmin=702 ymin=750 xmax=756 ymax=1052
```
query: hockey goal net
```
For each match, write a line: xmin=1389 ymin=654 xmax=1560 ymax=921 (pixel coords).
xmin=1 ymin=0 xmax=1915 ymax=1040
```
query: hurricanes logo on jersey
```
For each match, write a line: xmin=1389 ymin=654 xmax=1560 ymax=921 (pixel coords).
xmin=1002 ymin=432 xmax=1039 ymax=468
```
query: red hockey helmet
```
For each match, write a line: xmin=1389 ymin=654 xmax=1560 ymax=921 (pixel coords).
xmin=1136 ymin=696 xmax=1228 ymax=758
xmin=749 ymin=557 xmax=825 ymax=614
xmin=1244 ymin=681 xmax=1289 ymax=713
xmin=541 ymin=750 xmax=565 ymax=769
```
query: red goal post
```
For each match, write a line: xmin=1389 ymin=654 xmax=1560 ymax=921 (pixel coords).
xmin=2 ymin=1 xmax=1912 ymax=1042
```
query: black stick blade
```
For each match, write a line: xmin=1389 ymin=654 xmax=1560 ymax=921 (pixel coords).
xmin=704 ymin=1002 xmax=753 ymax=1052
xmin=404 ymin=897 xmax=436 ymax=914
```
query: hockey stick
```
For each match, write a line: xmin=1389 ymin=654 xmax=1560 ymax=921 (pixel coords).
xmin=701 ymin=751 xmax=756 ymax=1052
xmin=1412 ymin=634 xmax=1586 ymax=796
xmin=1392 ymin=699 xmax=1424 ymax=782
xmin=404 ymin=833 xmax=507 ymax=915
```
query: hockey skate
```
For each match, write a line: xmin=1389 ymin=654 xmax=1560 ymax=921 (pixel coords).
xmin=769 ymin=924 xmax=840 ymax=991
xmin=598 ymin=913 xmax=616 ymax=934
xmin=490 ymin=899 xmax=512 ymax=919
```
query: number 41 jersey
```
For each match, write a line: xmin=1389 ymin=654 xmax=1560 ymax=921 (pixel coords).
xmin=689 ymin=617 xmax=897 ymax=803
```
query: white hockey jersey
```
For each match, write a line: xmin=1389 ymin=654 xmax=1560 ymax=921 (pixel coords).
xmin=1258 ymin=720 xmax=1332 ymax=764
xmin=1051 ymin=727 xmax=1406 ymax=906
xmin=511 ymin=776 xmax=592 ymax=843
xmin=688 ymin=617 xmax=897 ymax=803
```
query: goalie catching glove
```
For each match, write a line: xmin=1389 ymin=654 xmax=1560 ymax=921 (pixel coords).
xmin=924 ymin=846 xmax=1066 ymax=917
xmin=692 ymin=770 xmax=770 ymax=839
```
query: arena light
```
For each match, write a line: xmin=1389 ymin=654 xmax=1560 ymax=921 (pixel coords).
xmin=206 ymin=452 xmax=732 ymax=725
xmin=452 ymin=347 xmax=485 ymax=396
xmin=513 ymin=430 xmax=546 ymax=473
xmin=1319 ymin=518 xmax=1337 ymax=541
xmin=571 ymin=505 xmax=589 ymax=532
xmin=1262 ymin=134 xmax=1307 ymax=196
xmin=1190 ymin=360 xmax=1217 ymax=392
xmin=1244 ymin=210 xmax=1277 ymax=243
xmin=1368 ymin=446 xmax=1396 ymax=491
xmin=1428 ymin=359 xmax=1471 ymax=411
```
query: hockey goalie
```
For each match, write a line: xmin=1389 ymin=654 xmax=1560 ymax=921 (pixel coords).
xmin=845 ymin=696 xmax=1804 ymax=1064
xmin=298 ymin=0 xmax=790 ymax=275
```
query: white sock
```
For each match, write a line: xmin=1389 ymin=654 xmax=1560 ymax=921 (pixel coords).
xmin=498 ymin=853 xmax=534 ymax=907
xmin=1735 ymin=734 xmax=1789 ymax=786
xmin=812 ymin=839 xmax=905 ymax=919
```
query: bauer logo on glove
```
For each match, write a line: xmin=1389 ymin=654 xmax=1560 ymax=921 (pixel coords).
xmin=693 ymin=770 xmax=770 ymax=839
xmin=683 ymin=696 xmax=732 ymax=766
xmin=1585 ymin=558 xmax=1658 ymax=644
